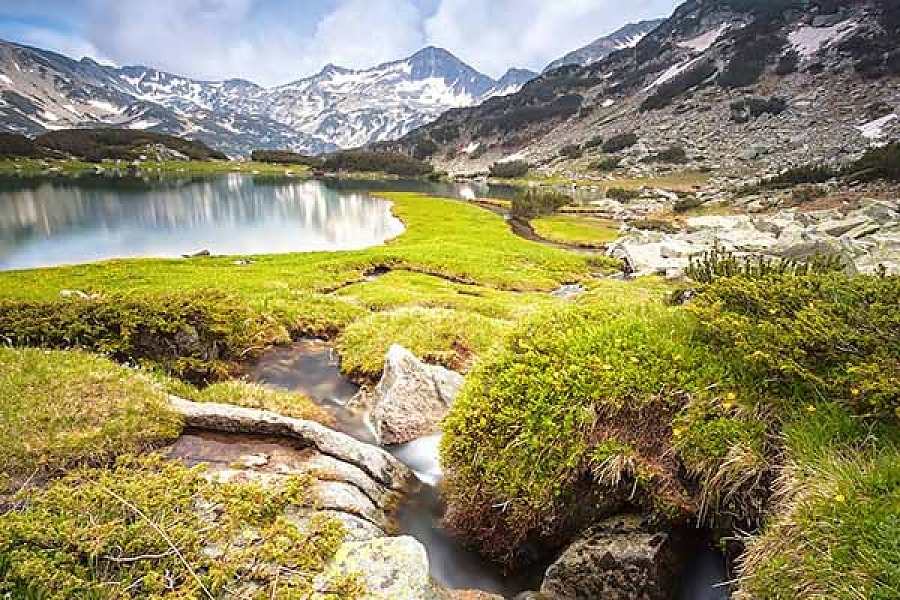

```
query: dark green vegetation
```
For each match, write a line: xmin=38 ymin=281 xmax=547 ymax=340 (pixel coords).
xmin=489 ymin=160 xmax=530 ymax=178
xmin=558 ymin=144 xmax=584 ymax=159
xmin=440 ymin=268 xmax=900 ymax=598
xmin=0 ymin=132 xmax=51 ymax=158
xmin=753 ymin=142 xmax=900 ymax=191
xmin=321 ymin=150 xmax=433 ymax=177
xmin=510 ymin=188 xmax=572 ymax=219
xmin=606 ymin=187 xmax=641 ymax=201
xmin=35 ymin=128 xmax=227 ymax=162
xmin=730 ymin=97 xmax=787 ymax=123
xmin=602 ymin=133 xmax=639 ymax=153
xmin=644 ymin=146 xmax=688 ymax=163
xmin=250 ymin=149 xmax=323 ymax=167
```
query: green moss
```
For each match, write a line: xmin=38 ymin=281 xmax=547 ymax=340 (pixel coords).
xmin=0 ymin=348 xmax=182 ymax=491
xmin=0 ymin=455 xmax=359 ymax=599
xmin=440 ymin=281 xmax=730 ymax=560
xmin=160 ymin=378 xmax=333 ymax=424
xmin=531 ymin=215 xmax=620 ymax=247
xmin=337 ymin=307 xmax=509 ymax=381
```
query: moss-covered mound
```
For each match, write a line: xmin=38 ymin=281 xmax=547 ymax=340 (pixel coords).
xmin=440 ymin=272 xmax=900 ymax=595
xmin=0 ymin=455 xmax=357 ymax=599
xmin=0 ymin=290 xmax=288 ymax=383
xmin=0 ymin=347 xmax=182 ymax=491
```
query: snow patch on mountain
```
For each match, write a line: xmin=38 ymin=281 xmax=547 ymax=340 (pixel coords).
xmin=789 ymin=20 xmax=858 ymax=58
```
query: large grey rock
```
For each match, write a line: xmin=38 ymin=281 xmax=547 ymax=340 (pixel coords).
xmin=314 ymin=536 xmax=444 ymax=600
xmin=168 ymin=396 xmax=413 ymax=491
xmin=373 ymin=344 xmax=464 ymax=445
xmin=540 ymin=515 xmax=680 ymax=600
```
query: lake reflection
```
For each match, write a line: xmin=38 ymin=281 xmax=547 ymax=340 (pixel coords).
xmin=0 ymin=174 xmax=405 ymax=270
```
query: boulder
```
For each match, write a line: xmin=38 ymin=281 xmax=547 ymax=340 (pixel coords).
xmin=373 ymin=345 xmax=464 ymax=445
xmin=539 ymin=515 xmax=680 ymax=600
xmin=314 ymin=536 xmax=444 ymax=600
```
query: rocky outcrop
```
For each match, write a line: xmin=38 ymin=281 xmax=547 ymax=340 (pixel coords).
xmin=372 ymin=345 xmax=465 ymax=445
xmin=537 ymin=515 xmax=681 ymax=600
xmin=608 ymin=199 xmax=900 ymax=278
xmin=168 ymin=396 xmax=413 ymax=491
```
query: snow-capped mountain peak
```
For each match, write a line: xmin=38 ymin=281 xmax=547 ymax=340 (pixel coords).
xmin=544 ymin=19 xmax=666 ymax=73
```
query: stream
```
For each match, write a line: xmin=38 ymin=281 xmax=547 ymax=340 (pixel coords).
xmin=245 ymin=339 xmax=732 ymax=599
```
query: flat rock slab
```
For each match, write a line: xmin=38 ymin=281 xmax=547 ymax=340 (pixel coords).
xmin=169 ymin=396 xmax=413 ymax=491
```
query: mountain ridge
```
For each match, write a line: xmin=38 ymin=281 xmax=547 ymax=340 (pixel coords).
xmin=543 ymin=19 xmax=666 ymax=73
xmin=0 ymin=40 xmax=539 ymax=156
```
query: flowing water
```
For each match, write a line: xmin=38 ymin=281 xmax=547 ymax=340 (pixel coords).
xmin=249 ymin=339 xmax=731 ymax=599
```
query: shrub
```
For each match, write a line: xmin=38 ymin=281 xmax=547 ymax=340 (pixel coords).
xmin=559 ymin=144 xmax=584 ymax=159
xmin=641 ymin=60 xmax=718 ymax=111
xmin=764 ymin=164 xmax=837 ymax=187
xmin=606 ymin=187 xmax=641 ymax=201
xmin=647 ymin=146 xmax=688 ymax=163
xmin=250 ymin=149 xmax=322 ymax=167
xmin=511 ymin=188 xmax=572 ymax=219
xmin=321 ymin=149 xmax=433 ymax=177
xmin=730 ymin=97 xmax=788 ymax=123
xmin=489 ymin=160 xmax=530 ymax=178
xmin=590 ymin=157 xmax=621 ymax=171
xmin=775 ymin=50 xmax=800 ymax=75
xmin=673 ymin=194 xmax=705 ymax=213
xmin=35 ymin=128 xmax=227 ymax=161
xmin=685 ymin=245 xmax=845 ymax=284
xmin=583 ymin=135 xmax=605 ymax=150
xmin=602 ymin=133 xmax=639 ymax=153
xmin=845 ymin=142 xmax=900 ymax=182
xmin=689 ymin=272 xmax=900 ymax=420
xmin=0 ymin=132 xmax=50 ymax=158
xmin=0 ymin=291 xmax=287 ymax=384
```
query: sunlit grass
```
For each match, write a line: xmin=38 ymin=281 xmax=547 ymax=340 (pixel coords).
xmin=531 ymin=214 xmax=621 ymax=247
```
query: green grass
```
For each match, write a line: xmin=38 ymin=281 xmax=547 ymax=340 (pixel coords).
xmin=0 ymin=193 xmax=593 ymax=377
xmin=0 ymin=158 xmax=309 ymax=177
xmin=0 ymin=347 xmax=182 ymax=491
xmin=531 ymin=215 xmax=621 ymax=247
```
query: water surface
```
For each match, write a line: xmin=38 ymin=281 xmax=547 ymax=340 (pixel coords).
xmin=0 ymin=174 xmax=406 ymax=270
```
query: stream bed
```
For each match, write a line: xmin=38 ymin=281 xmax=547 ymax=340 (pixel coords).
xmin=244 ymin=339 xmax=730 ymax=599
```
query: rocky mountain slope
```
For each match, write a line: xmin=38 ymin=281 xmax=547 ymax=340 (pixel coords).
xmin=399 ymin=0 xmax=900 ymax=174
xmin=543 ymin=19 xmax=666 ymax=73
xmin=0 ymin=42 xmax=538 ymax=156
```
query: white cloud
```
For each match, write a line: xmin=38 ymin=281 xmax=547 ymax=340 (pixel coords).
xmin=0 ymin=0 xmax=682 ymax=84
xmin=424 ymin=0 xmax=680 ymax=76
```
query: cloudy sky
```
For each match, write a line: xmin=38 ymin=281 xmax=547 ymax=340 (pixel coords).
xmin=0 ymin=0 xmax=681 ymax=86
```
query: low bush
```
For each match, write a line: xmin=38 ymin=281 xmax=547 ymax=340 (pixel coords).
xmin=559 ymin=144 xmax=584 ymax=159
xmin=511 ymin=188 xmax=572 ymax=219
xmin=0 ymin=132 xmax=50 ymax=158
xmin=606 ymin=187 xmax=641 ymax=201
xmin=672 ymin=194 xmax=705 ymax=213
xmin=628 ymin=218 xmax=680 ymax=233
xmin=730 ymin=97 xmax=788 ymax=123
xmin=646 ymin=146 xmax=688 ymax=163
xmin=689 ymin=272 xmax=900 ymax=420
xmin=775 ymin=50 xmax=800 ymax=75
xmin=763 ymin=164 xmax=837 ymax=187
xmin=321 ymin=149 xmax=433 ymax=177
xmin=590 ymin=157 xmax=621 ymax=171
xmin=846 ymin=141 xmax=900 ymax=182
xmin=250 ymin=149 xmax=323 ymax=167
xmin=0 ymin=291 xmax=287 ymax=383
xmin=685 ymin=246 xmax=845 ymax=284
xmin=489 ymin=160 xmax=530 ymax=178
xmin=602 ymin=133 xmax=639 ymax=153
xmin=583 ymin=136 xmax=605 ymax=150
xmin=35 ymin=128 xmax=226 ymax=161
